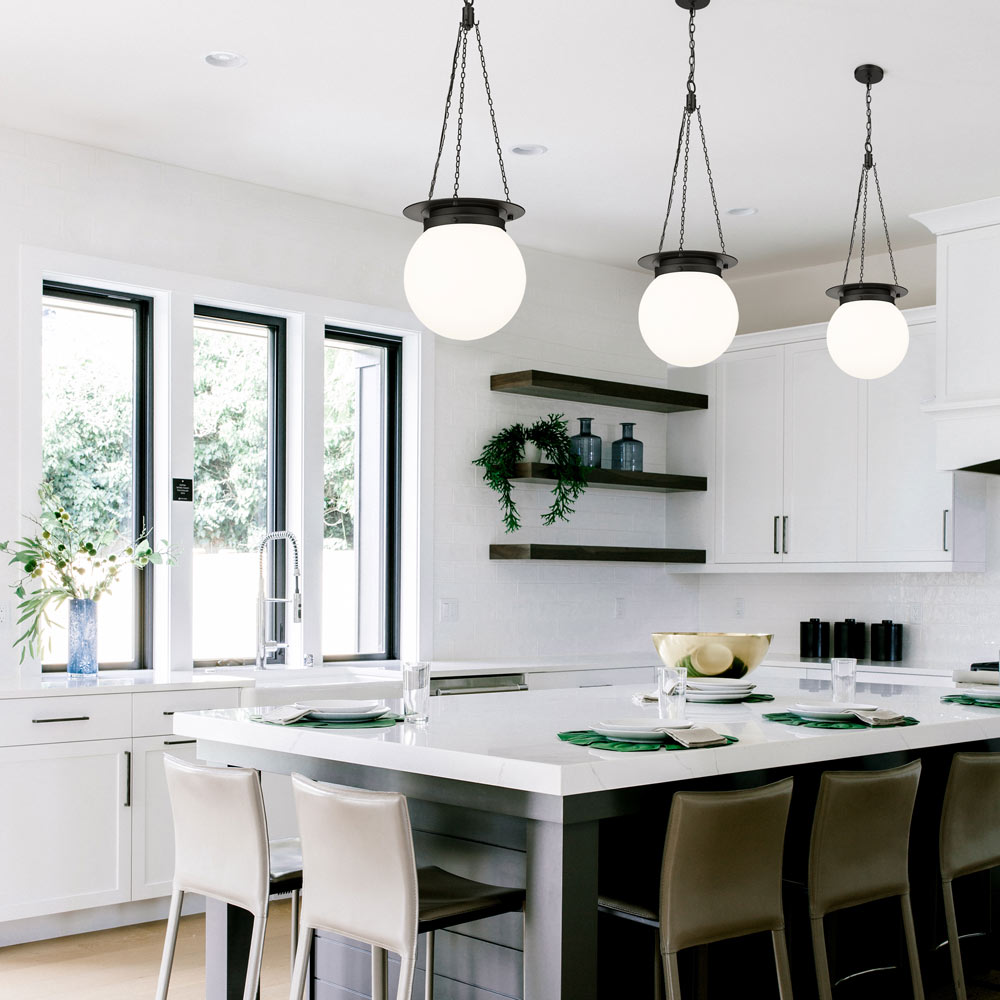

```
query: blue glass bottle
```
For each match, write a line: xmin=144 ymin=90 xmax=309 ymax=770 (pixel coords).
xmin=67 ymin=598 xmax=98 ymax=675
xmin=570 ymin=418 xmax=602 ymax=468
xmin=612 ymin=422 xmax=643 ymax=472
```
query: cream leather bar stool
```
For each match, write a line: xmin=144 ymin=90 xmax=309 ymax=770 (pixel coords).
xmin=288 ymin=773 xmax=525 ymax=1000
xmin=599 ymin=777 xmax=795 ymax=1000
xmin=155 ymin=756 xmax=303 ymax=1000
xmin=939 ymin=751 xmax=1000 ymax=1000
xmin=807 ymin=760 xmax=924 ymax=1000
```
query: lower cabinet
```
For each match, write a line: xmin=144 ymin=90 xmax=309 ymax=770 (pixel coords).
xmin=0 ymin=738 xmax=132 ymax=922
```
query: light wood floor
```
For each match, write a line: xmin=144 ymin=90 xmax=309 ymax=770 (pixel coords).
xmin=0 ymin=899 xmax=296 ymax=1000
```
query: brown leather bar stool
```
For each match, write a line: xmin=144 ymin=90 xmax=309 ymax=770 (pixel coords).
xmin=807 ymin=760 xmax=924 ymax=1000
xmin=939 ymin=751 xmax=1000 ymax=1000
xmin=599 ymin=777 xmax=795 ymax=999
xmin=288 ymin=773 xmax=525 ymax=1000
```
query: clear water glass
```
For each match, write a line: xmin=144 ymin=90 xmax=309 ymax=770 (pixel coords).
xmin=657 ymin=665 xmax=687 ymax=722
xmin=831 ymin=657 xmax=857 ymax=702
xmin=403 ymin=661 xmax=431 ymax=725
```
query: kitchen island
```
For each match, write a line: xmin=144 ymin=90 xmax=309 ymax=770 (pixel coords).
xmin=174 ymin=668 xmax=1000 ymax=1000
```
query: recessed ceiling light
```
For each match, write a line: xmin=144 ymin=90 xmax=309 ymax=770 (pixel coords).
xmin=726 ymin=207 xmax=758 ymax=216
xmin=205 ymin=51 xmax=247 ymax=69
xmin=511 ymin=144 xmax=548 ymax=156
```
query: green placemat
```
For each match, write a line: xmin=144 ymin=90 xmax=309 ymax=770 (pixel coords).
xmin=742 ymin=693 xmax=774 ymax=703
xmin=762 ymin=712 xmax=919 ymax=730
xmin=558 ymin=730 xmax=739 ymax=753
xmin=942 ymin=694 xmax=1000 ymax=709
xmin=252 ymin=714 xmax=403 ymax=730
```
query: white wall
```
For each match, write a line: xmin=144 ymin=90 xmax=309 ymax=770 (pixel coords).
xmin=0 ymin=125 xmax=699 ymax=668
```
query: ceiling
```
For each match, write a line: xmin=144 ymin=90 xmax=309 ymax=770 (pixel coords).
xmin=2 ymin=0 xmax=997 ymax=278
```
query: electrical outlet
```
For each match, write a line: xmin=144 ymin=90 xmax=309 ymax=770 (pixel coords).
xmin=614 ymin=597 xmax=626 ymax=620
xmin=438 ymin=599 xmax=459 ymax=623
xmin=908 ymin=604 xmax=922 ymax=624
xmin=734 ymin=597 xmax=746 ymax=619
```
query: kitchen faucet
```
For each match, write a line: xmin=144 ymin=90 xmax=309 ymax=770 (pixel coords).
xmin=255 ymin=530 xmax=302 ymax=670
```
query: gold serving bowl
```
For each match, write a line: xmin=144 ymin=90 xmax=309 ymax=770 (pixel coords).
xmin=652 ymin=632 xmax=774 ymax=679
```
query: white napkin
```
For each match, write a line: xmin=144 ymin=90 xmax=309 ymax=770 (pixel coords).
xmin=849 ymin=707 xmax=906 ymax=727
xmin=662 ymin=725 xmax=730 ymax=748
xmin=259 ymin=706 xmax=313 ymax=725
xmin=953 ymin=669 xmax=999 ymax=686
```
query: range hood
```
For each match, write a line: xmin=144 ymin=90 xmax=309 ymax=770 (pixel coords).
xmin=913 ymin=196 xmax=1000 ymax=473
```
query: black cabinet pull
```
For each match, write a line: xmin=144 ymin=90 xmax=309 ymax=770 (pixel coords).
xmin=124 ymin=750 xmax=132 ymax=808
xmin=162 ymin=711 xmax=175 ymax=716
xmin=782 ymin=516 xmax=789 ymax=555
xmin=31 ymin=716 xmax=89 ymax=724
xmin=163 ymin=739 xmax=196 ymax=746
xmin=943 ymin=509 xmax=950 ymax=552
xmin=773 ymin=516 xmax=780 ymax=555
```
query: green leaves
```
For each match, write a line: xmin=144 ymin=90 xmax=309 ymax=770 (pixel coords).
xmin=473 ymin=414 xmax=588 ymax=533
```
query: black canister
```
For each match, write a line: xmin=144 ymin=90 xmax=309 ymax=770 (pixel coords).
xmin=870 ymin=619 xmax=903 ymax=661
xmin=800 ymin=618 xmax=830 ymax=659
xmin=833 ymin=619 xmax=867 ymax=660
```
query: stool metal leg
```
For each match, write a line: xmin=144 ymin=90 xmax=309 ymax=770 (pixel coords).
xmin=242 ymin=913 xmax=268 ymax=1000
xmin=942 ymin=879 xmax=968 ymax=1000
xmin=425 ymin=930 xmax=435 ymax=1000
xmin=155 ymin=888 xmax=184 ymax=1000
xmin=289 ymin=924 xmax=315 ymax=1000
xmin=290 ymin=890 xmax=300 ymax=972
xmin=811 ymin=915 xmax=834 ymax=1000
xmin=771 ymin=928 xmax=794 ymax=1000
xmin=900 ymin=892 xmax=925 ymax=1000
xmin=372 ymin=945 xmax=389 ymax=1000
xmin=653 ymin=931 xmax=665 ymax=1000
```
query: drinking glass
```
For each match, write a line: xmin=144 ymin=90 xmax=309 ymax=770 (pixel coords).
xmin=657 ymin=665 xmax=687 ymax=722
xmin=403 ymin=661 xmax=431 ymax=725
xmin=831 ymin=657 xmax=857 ymax=702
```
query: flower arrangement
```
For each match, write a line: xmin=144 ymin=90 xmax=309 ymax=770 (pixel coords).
xmin=0 ymin=485 xmax=175 ymax=662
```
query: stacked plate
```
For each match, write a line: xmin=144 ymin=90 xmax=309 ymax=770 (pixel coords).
xmin=293 ymin=700 xmax=390 ymax=722
xmin=788 ymin=702 xmax=877 ymax=722
xmin=963 ymin=688 xmax=1000 ymax=703
xmin=686 ymin=677 xmax=757 ymax=704
xmin=593 ymin=719 xmax=693 ymax=742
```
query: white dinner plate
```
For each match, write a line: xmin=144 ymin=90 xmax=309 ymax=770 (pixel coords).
xmin=685 ymin=691 xmax=750 ymax=704
xmin=294 ymin=700 xmax=389 ymax=722
xmin=789 ymin=702 xmax=878 ymax=722
xmin=963 ymin=688 xmax=1000 ymax=703
xmin=687 ymin=678 xmax=756 ymax=691
xmin=593 ymin=719 xmax=694 ymax=741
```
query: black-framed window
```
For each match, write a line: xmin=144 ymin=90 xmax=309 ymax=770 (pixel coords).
xmin=40 ymin=281 xmax=153 ymax=670
xmin=191 ymin=305 xmax=287 ymax=666
xmin=323 ymin=328 xmax=400 ymax=660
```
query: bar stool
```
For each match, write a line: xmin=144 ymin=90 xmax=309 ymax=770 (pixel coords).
xmin=288 ymin=773 xmax=525 ymax=1000
xmin=155 ymin=756 xmax=303 ymax=1000
xmin=599 ymin=777 xmax=795 ymax=999
xmin=939 ymin=751 xmax=1000 ymax=1000
xmin=807 ymin=760 xmax=924 ymax=1000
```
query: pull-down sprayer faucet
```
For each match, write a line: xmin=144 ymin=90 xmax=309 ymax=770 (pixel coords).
xmin=255 ymin=530 xmax=302 ymax=670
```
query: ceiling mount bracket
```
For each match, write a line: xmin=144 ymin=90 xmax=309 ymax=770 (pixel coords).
xmin=854 ymin=64 xmax=884 ymax=86
xmin=675 ymin=0 xmax=711 ymax=9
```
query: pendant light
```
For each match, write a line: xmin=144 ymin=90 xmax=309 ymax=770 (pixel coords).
xmin=403 ymin=1 xmax=525 ymax=341
xmin=826 ymin=65 xmax=908 ymax=380
xmin=637 ymin=0 xmax=738 ymax=368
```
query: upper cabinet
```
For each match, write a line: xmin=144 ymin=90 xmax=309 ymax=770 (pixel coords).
xmin=709 ymin=310 xmax=986 ymax=573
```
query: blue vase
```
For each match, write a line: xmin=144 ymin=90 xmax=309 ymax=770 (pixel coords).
xmin=612 ymin=423 xmax=643 ymax=471
xmin=570 ymin=418 xmax=602 ymax=468
xmin=68 ymin=599 xmax=98 ymax=675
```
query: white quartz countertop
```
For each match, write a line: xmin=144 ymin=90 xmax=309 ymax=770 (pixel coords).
xmin=0 ymin=668 xmax=255 ymax=699
xmin=173 ymin=670 xmax=1000 ymax=798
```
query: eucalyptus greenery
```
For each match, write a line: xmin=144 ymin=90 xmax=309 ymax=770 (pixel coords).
xmin=473 ymin=414 xmax=588 ymax=532
xmin=0 ymin=485 xmax=176 ymax=663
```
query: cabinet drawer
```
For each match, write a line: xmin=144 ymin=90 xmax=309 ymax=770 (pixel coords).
xmin=0 ymin=694 xmax=131 ymax=747
xmin=133 ymin=688 xmax=241 ymax=737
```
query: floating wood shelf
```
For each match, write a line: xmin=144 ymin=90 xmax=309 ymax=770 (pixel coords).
xmin=511 ymin=463 xmax=707 ymax=494
xmin=490 ymin=544 xmax=706 ymax=564
xmin=490 ymin=370 xmax=708 ymax=413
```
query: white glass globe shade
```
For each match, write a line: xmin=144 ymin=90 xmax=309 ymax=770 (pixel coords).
xmin=826 ymin=299 xmax=909 ymax=379
xmin=404 ymin=222 xmax=526 ymax=340
xmin=638 ymin=271 xmax=739 ymax=367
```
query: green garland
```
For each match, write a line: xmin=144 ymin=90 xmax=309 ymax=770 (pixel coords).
xmin=473 ymin=414 xmax=588 ymax=532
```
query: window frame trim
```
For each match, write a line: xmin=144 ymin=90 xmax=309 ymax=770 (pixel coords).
xmin=322 ymin=326 xmax=402 ymax=662
xmin=40 ymin=280 xmax=155 ymax=671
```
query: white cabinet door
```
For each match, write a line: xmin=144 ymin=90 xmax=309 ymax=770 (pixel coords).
xmin=715 ymin=346 xmax=785 ymax=563
xmin=131 ymin=735 xmax=200 ymax=901
xmin=782 ymin=340 xmax=860 ymax=563
xmin=0 ymin=739 xmax=131 ymax=921
xmin=858 ymin=325 xmax=953 ymax=562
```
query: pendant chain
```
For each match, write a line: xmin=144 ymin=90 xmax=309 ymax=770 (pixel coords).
xmin=427 ymin=1 xmax=511 ymax=204
xmin=657 ymin=7 xmax=728 ymax=256
xmin=841 ymin=80 xmax=898 ymax=286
